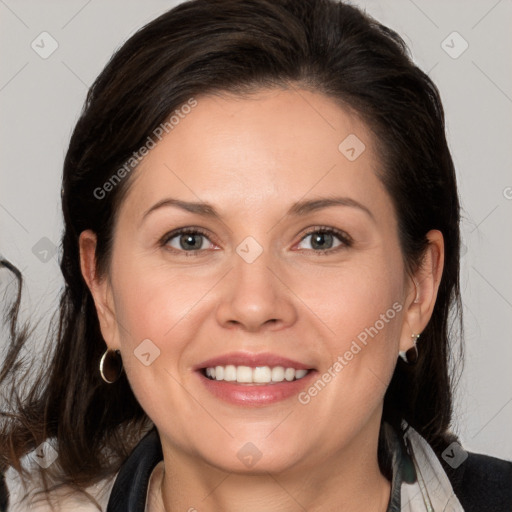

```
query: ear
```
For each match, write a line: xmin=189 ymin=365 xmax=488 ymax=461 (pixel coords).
xmin=79 ymin=230 xmax=120 ymax=350
xmin=399 ymin=229 xmax=444 ymax=353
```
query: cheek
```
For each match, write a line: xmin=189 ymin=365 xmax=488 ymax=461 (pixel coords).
xmin=110 ymin=259 xmax=216 ymax=347
xmin=106 ymin=260 xmax=205 ymax=394
xmin=294 ymin=251 xmax=404 ymax=347
xmin=330 ymin=271 xmax=403 ymax=351
xmin=108 ymin=264 xmax=216 ymax=440
xmin=294 ymin=250 xmax=404 ymax=409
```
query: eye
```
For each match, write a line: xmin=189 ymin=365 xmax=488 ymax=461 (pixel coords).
xmin=296 ymin=227 xmax=352 ymax=254
xmin=161 ymin=228 xmax=217 ymax=255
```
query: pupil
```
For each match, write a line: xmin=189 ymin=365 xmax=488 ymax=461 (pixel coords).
xmin=180 ymin=234 xmax=202 ymax=250
xmin=312 ymin=232 xmax=333 ymax=250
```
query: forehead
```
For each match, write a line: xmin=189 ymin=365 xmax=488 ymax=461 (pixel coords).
xmin=118 ymin=88 xmax=392 ymax=225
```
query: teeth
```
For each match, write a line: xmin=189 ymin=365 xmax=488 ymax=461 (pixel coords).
xmin=284 ymin=368 xmax=295 ymax=381
xmin=204 ymin=365 xmax=309 ymax=384
xmin=295 ymin=369 xmax=308 ymax=379
xmin=237 ymin=366 xmax=253 ymax=383
xmin=271 ymin=366 xmax=285 ymax=382
xmin=224 ymin=364 xmax=237 ymax=381
xmin=253 ymin=366 xmax=271 ymax=383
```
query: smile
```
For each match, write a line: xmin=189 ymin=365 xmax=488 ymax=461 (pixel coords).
xmin=203 ymin=365 xmax=309 ymax=384
xmin=195 ymin=352 xmax=317 ymax=406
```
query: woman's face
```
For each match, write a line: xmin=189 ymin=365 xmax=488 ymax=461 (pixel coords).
xmin=84 ymin=88 xmax=430 ymax=474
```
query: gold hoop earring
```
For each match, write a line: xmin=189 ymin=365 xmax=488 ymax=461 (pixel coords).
xmin=99 ymin=349 xmax=123 ymax=384
xmin=399 ymin=334 xmax=420 ymax=365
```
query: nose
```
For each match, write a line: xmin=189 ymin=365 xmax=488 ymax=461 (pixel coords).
xmin=215 ymin=246 xmax=298 ymax=333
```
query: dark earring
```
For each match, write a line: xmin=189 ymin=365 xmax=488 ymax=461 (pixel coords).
xmin=99 ymin=349 xmax=123 ymax=383
xmin=399 ymin=334 xmax=420 ymax=365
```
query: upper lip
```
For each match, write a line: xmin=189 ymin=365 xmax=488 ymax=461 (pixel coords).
xmin=194 ymin=352 xmax=314 ymax=371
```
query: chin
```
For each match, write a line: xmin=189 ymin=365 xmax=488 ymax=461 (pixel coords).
xmin=206 ymin=450 xmax=303 ymax=475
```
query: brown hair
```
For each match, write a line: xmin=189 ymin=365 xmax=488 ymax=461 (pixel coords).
xmin=1 ymin=0 xmax=462 ymax=504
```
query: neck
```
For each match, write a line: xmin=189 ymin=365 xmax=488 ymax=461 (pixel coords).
xmin=155 ymin=419 xmax=391 ymax=512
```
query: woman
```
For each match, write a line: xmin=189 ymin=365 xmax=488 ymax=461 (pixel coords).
xmin=1 ymin=0 xmax=511 ymax=510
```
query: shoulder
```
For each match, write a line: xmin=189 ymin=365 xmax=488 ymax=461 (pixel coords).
xmin=446 ymin=451 xmax=512 ymax=512
xmin=2 ymin=464 xmax=116 ymax=512
xmin=2 ymin=428 xmax=156 ymax=512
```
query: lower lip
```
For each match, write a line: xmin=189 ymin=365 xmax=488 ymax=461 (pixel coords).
xmin=196 ymin=370 xmax=317 ymax=406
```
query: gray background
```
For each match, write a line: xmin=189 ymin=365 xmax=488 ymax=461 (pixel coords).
xmin=1 ymin=0 xmax=511 ymax=459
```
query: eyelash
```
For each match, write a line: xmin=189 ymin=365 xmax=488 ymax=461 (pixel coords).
xmin=159 ymin=227 xmax=215 ymax=257
xmin=159 ymin=226 xmax=353 ymax=257
xmin=297 ymin=226 xmax=353 ymax=255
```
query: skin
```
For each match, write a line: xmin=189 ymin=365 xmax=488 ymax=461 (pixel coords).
xmin=80 ymin=88 xmax=444 ymax=512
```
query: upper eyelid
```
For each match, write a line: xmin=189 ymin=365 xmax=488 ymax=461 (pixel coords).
xmin=161 ymin=227 xmax=216 ymax=246
xmin=302 ymin=226 xmax=351 ymax=241
xmin=295 ymin=227 xmax=352 ymax=250
xmin=161 ymin=226 xmax=351 ymax=250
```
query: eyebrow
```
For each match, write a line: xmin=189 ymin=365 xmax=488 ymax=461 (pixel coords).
xmin=141 ymin=196 xmax=375 ymax=224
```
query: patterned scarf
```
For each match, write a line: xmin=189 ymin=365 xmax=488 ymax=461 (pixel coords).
xmin=385 ymin=421 xmax=465 ymax=511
